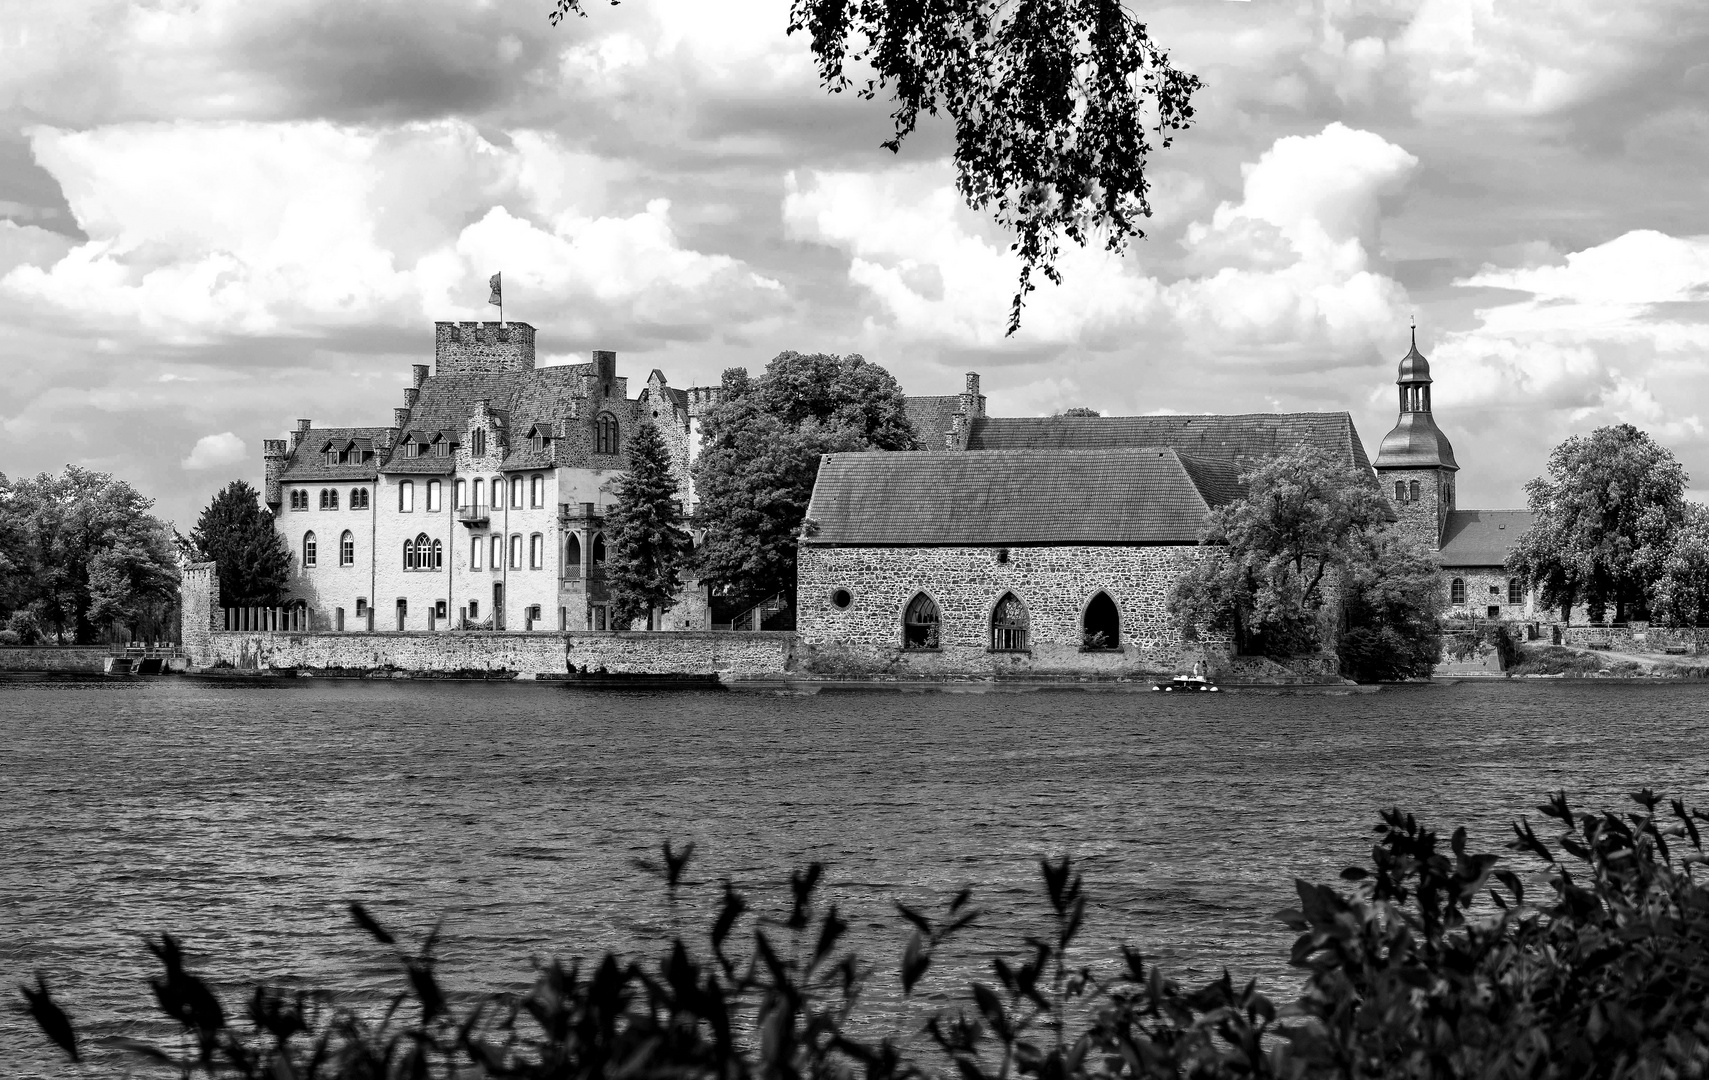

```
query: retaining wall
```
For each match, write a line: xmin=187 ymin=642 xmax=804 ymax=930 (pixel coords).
xmin=0 ymin=647 xmax=113 ymax=672
xmin=198 ymin=629 xmax=794 ymax=677
xmin=1560 ymin=624 xmax=1705 ymax=653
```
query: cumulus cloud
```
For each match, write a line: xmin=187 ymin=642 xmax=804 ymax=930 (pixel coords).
xmin=0 ymin=120 xmax=787 ymax=348
xmin=784 ymin=123 xmax=1416 ymax=363
xmin=182 ymin=431 xmax=247 ymax=470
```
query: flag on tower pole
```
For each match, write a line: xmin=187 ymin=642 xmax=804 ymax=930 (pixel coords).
xmin=488 ymin=272 xmax=502 ymax=323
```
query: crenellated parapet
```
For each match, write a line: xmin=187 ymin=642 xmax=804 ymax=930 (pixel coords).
xmin=434 ymin=321 xmax=536 ymax=375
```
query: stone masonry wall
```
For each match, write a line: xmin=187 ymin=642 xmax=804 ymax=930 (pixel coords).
xmin=797 ymin=544 xmax=1229 ymax=677
xmin=181 ymin=561 xmax=218 ymax=663
xmin=1443 ymin=567 xmax=1539 ymax=621
xmin=1380 ymin=466 xmax=1450 ymax=550
xmin=0 ymin=647 xmax=114 ymax=671
xmin=201 ymin=629 xmax=791 ymax=677
xmin=433 ymin=322 xmax=536 ymax=375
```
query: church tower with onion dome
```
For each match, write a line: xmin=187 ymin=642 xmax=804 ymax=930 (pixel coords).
xmin=1374 ymin=326 xmax=1459 ymax=550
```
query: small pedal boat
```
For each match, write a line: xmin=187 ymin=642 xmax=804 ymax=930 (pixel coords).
xmin=1152 ymin=673 xmax=1220 ymax=693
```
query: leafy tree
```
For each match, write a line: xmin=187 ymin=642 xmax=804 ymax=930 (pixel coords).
xmin=604 ymin=421 xmax=692 ymax=630
xmin=1650 ymin=501 xmax=1709 ymax=629
xmin=1058 ymin=407 xmax=1102 ymax=417
xmin=0 ymin=466 xmax=179 ymax=644
xmin=551 ymin=0 xmax=1201 ymax=334
xmin=1167 ymin=446 xmax=1394 ymax=658
xmin=1508 ymin=424 xmax=1686 ymax=624
xmin=190 ymin=481 xmax=293 ymax=608
xmin=693 ymin=352 xmax=917 ymax=616
xmin=1337 ymin=530 xmax=1445 ymax=681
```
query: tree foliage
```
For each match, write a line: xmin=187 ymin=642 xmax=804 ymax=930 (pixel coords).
xmin=550 ymin=0 xmax=1200 ymax=334
xmin=1337 ymin=529 xmax=1446 ymax=682
xmin=1650 ymin=501 xmax=1709 ymax=629
xmin=692 ymin=352 xmax=917 ymax=613
xmin=1508 ymin=424 xmax=1687 ymax=624
xmin=30 ymin=791 xmax=1709 ymax=1079
xmin=190 ymin=481 xmax=294 ymax=608
xmin=604 ymin=420 xmax=692 ymax=629
xmin=0 ymin=466 xmax=179 ymax=644
xmin=1167 ymin=447 xmax=1398 ymax=659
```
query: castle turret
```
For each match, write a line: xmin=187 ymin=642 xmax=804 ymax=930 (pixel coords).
xmin=433 ymin=321 xmax=536 ymax=375
xmin=1374 ymin=327 xmax=1458 ymax=549
xmin=262 ymin=439 xmax=288 ymax=508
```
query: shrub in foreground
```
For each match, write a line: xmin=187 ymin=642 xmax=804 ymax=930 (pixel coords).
xmin=21 ymin=794 xmax=1709 ymax=1078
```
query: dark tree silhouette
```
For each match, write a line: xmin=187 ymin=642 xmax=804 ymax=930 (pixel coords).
xmin=550 ymin=0 xmax=1201 ymax=333
xmin=190 ymin=481 xmax=293 ymax=608
xmin=603 ymin=421 xmax=691 ymax=630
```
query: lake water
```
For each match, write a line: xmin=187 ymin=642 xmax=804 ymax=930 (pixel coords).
xmin=5 ymin=677 xmax=1709 ymax=1076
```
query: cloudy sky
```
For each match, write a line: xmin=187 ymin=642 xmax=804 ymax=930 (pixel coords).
xmin=2 ymin=0 xmax=1707 ymax=527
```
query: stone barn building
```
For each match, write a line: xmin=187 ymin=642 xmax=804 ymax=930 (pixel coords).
xmin=797 ymin=412 xmax=1373 ymax=677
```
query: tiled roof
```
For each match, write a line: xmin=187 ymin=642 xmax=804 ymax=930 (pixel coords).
xmin=385 ymin=454 xmax=456 ymax=476
xmin=278 ymin=427 xmax=392 ymax=482
xmin=401 ymin=363 xmax=596 ymax=435
xmin=804 ymin=448 xmax=1240 ymax=546
xmin=965 ymin=413 xmax=1374 ymax=472
xmin=1439 ymin=509 xmax=1532 ymax=567
xmin=904 ymin=395 xmax=965 ymax=452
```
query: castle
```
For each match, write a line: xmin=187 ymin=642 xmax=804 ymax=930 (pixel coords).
xmin=253 ymin=320 xmax=1533 ymax=678
xmin=264 ymin=322 xmax=717 ymax=635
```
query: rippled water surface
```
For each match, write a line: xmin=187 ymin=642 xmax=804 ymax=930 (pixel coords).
xmin=5 ymin=678 xmax=1709 ymax=1075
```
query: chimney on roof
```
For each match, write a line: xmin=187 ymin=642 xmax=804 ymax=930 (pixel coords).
xmin=292 ymin=418 xmax=311 ymax=447
xmin=412 ymin=364 xmax=428 ymax=389
xmin=394 ymin=407 xmax=409 ymax=428
xmin=403 ymin=387 xmax=419 ymax=407
xmin=593 ymin=349 xmax=617 ymax=385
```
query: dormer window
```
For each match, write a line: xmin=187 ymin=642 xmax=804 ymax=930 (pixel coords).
xmin=435 ymin=440 xmax=450 ymax=457
xmin=325 ymin=450 xmax=337 ymax=467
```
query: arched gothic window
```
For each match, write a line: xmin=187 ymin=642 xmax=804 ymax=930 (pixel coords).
xmin=1508 ymin=577 xmax=1524 ymax=605
xmin=1082 ymin=592 xmax=1120 ymax=649
xmin=405 ymin=532 xmax=432 ymax=570
xmin=991 ymin=593 xmax=1029 ymax=652
xmin=430 ymin=539 xmax=443 ymax=570
xmin=595 ymin=413 xmax=620 ymax=455
xmin=566 ymin=533 xmax=582 ymax=576
xmin=339 ymin=530 xmax=354 ymax=566
xmin=903 ymin=593 xmax=939 ymax=649
xmin=302 ymin=531 xmax=317 ymax=568
xmin=591 ymin=532 xmax=607 ymax=569
xmin=1450 ymin=578 xmax=1466 ymax=605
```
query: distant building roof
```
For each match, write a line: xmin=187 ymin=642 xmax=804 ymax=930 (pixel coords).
xmin=964 ymin=413 xmax=1374 ymax=472
xmin=905 ymin=395 xmax=965 ymax=452
xmin=1438 ymin=509 xmax=1532 ymax=567
xmin=804 ymin=448 xmax=1241 ymax=546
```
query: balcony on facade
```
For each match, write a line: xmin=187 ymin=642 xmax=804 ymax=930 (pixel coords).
xmin=457 ymin=502 xmax=492 ymax=527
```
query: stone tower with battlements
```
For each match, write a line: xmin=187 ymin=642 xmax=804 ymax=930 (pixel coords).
xmin=1373 ymin=329 xmax=1459 ymax=549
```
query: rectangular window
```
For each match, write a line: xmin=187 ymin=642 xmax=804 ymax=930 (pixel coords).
xmin=427 ymin=480 xmax=441 ymax=512
xmin=471 ymin=536 xmax=482 ymax=570
xmin=472 ymin=478 xmax=484 ymax=508
xmin=530 ymin=533 xmax=543 ymax=569
xmin=531 ymin=475 xmax=544 ymax=507
xmin=355 ymin=597 xmax=368 ymax=617
xmin=399 ymin=481 xmax=414 ymax=512
xmin=510 ymin=534 xmax=522 ymax=570
xmin=472 ymin=429 xmax=485 ymax=457
xmin=511 ymin=477 xmax=524 ymax=509
xmin=594 ymin=606 xmax=607 ymax=631
xmin=490 ymin=535 xmax=503 ymax=569
xmin=435 ymin=600 xmax=447 ymax=619
xmin=454 ymin=479 xmax=466 ymax=509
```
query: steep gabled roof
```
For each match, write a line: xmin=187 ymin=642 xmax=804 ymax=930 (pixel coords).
xmin=965 ymin=413 xmax=1374 ymax=472
xmin=1439 ymin=510 xmax=1533 ymax=567
xmin=804 ymin=448 xmax=1240 ymax=546
xmin=904 ymin=395 xmax=965 ymax=452
xmin=278 ymin=427 xmax=392 ymax=482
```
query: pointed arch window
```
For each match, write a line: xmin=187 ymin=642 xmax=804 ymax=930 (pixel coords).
xmin=405 ymin=532 xmax=434 ymax=570
xmin=903 ymin=593 xmax=940 ymax=649
xmin=595 ymin=413 xmax=620 ymax=455
xmin=1082 ymin=592 xmax=1120 ymax=649
xmin=591 ymin=532 xmax=607 ymax=578
xmin=431 ymin=538 xmax=443 ymax=569
xmin=991 ymin=593 xmax=1029 ymax=652
xmin=565 ymin=533 xmax=582 ymax=578
xmin=339 ymin=531 xmax=354 ymax=566
xmin=302 ymin=531 xmax=317 ymax=568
